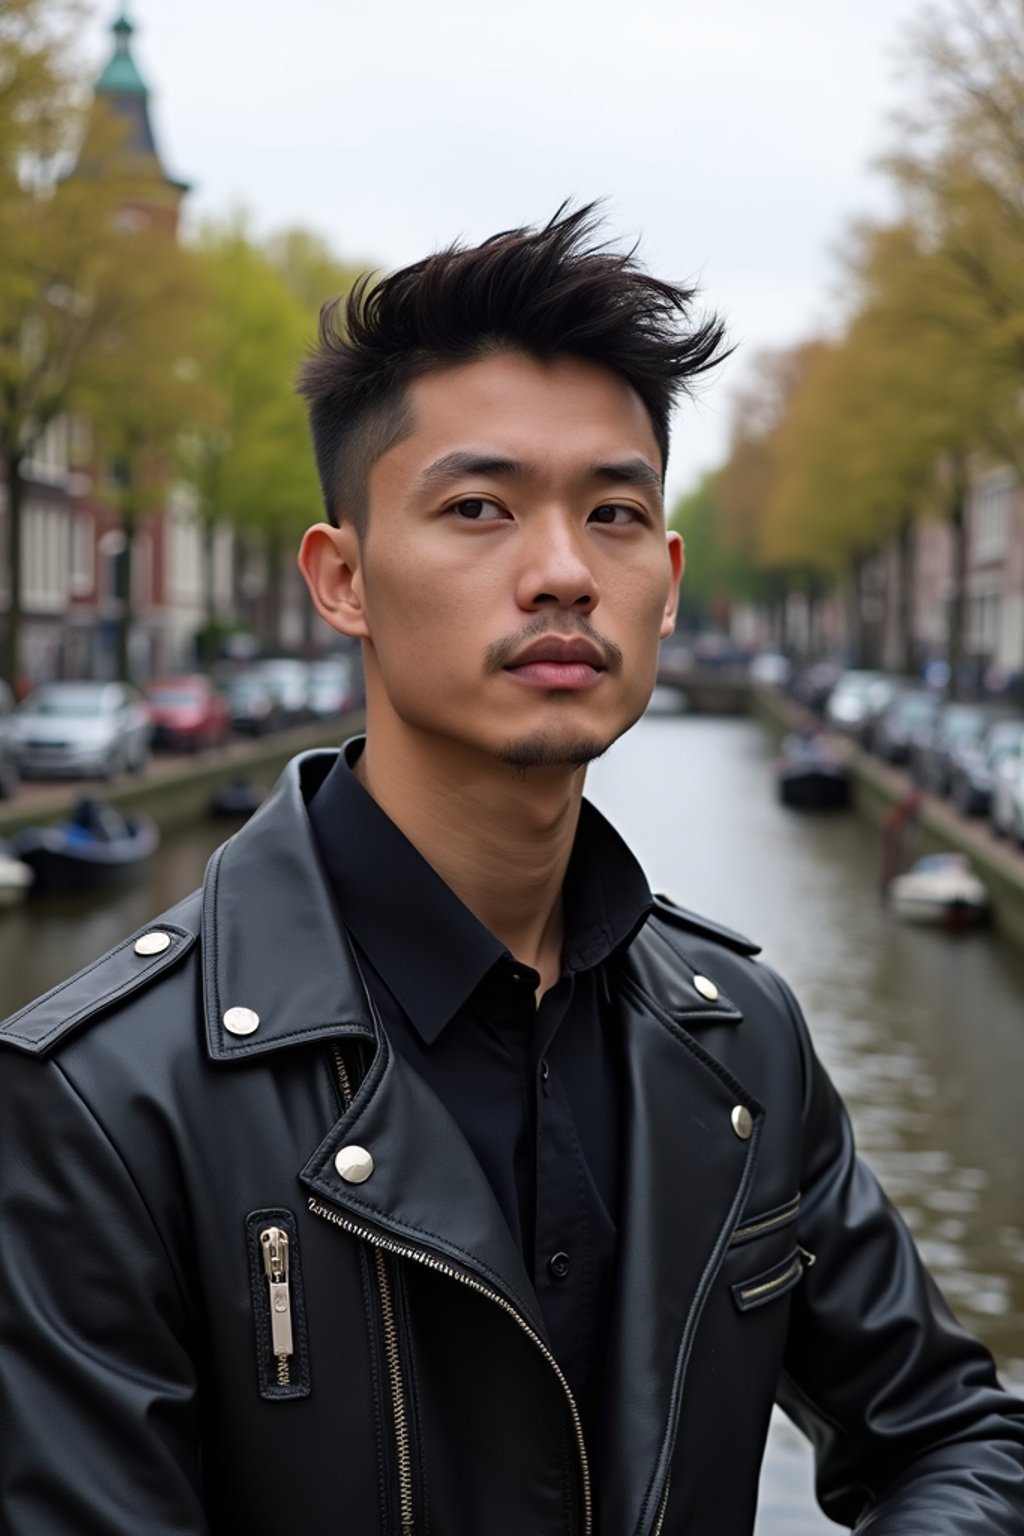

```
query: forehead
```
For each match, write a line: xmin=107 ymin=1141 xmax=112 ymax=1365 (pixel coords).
xmin=378 ymin=352 xmax=662 ymax=491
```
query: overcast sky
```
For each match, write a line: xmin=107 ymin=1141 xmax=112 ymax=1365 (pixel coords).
xmin=88 ymin=0 xmax=926 ymax=506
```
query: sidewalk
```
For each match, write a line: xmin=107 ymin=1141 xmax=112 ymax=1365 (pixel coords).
xmin=0 ymin=713 xmax=364 ymax=839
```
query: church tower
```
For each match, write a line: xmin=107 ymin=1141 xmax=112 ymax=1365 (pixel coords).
xmin=84 ymin=9 xmax=190 ymax=236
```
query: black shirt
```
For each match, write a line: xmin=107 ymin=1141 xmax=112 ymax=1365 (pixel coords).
xmin=308 ymin=742 xmax=652 ymax=1440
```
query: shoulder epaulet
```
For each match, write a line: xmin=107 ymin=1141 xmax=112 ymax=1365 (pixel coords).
xmin=0 ymin=892 xmax=201 ymax=1057
xmin=651 ymin=893 xmax=761 ymax=957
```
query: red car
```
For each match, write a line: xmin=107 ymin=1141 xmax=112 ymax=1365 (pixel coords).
xmin=144 ymin=674 xmax=231 ymax=752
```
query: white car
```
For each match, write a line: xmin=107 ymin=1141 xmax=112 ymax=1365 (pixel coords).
xmin=824 ymin=670 xmax=896 ymax=736
xmin=991 ymin=745 xmax=1024 ymax=843
xmin=12 ymin=681 xmax=152 ymax=780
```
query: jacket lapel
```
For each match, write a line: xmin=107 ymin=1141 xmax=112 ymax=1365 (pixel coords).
xmin=597 ymin=950 xmax=762 ymax=1536
xmin=301 ymin=1030 xmax=544 ymax=1336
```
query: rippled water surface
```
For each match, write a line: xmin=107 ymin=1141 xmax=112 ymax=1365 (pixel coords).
xmin=3 ymin=714 xmax=1023 ymax=1531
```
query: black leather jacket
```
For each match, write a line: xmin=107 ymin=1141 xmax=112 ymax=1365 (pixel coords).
xmin=2 ymin=750 xmax=1023 ymax=1536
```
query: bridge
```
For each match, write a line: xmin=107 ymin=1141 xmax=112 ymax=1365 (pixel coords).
xmin=652 ymin=664 xmax=751 ymax=715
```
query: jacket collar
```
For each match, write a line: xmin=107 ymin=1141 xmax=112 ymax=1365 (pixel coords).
xmin=202 ymin=750 xmax=376 ymax=1062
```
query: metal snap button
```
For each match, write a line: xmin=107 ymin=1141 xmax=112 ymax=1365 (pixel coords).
xmin=134 ymin=930 xmax=171 ymax=957
xmin=731 ymin=1105 xmax=754 ymax=1140
xmin=693 ymin=974 xmax=719 ymax=1002
xmin=548 ymin=1251 xmax=571 ymax=1280
xmin=223 ymin=1006 xmax=260 ymax=1036
xmin=335 ymin=1145 xmax=374 ymax=1184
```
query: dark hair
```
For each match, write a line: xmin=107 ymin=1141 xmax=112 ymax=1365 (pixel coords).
xmin=297 ymin=203 xmax=729 ymax=531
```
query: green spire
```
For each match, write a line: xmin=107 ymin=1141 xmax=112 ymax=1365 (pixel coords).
xmin=95 ymin=10 xmax=148 ymax=97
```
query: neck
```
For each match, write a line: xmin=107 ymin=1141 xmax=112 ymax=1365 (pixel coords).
xmin=356 ymin=723 xmax=586 ymax=988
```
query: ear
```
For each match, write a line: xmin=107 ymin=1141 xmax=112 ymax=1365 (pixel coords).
xmin=660 ymin=531 xmax=684 ymax=639
xmin=298 ymin=522 xmax=371 ymax=640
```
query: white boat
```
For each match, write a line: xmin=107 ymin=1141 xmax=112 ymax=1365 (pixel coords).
xmin=0 ymin=847 xmax=34 ymax=907
xmin=888 ymin=852 xmax=990 ymax=929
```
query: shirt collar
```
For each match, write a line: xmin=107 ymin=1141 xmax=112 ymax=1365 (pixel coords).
xmin=308 ymin=738 xmax=653 ymax=1045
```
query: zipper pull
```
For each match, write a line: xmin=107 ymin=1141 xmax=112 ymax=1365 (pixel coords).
xmin=260 ymin=1225 xmax=294 ymax=1385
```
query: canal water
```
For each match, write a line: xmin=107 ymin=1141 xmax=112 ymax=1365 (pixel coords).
xmin=2 ymin=711 xmax=1023 ymax=1532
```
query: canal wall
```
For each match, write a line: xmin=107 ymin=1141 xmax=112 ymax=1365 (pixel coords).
xmin=751 ymin=685 xmax=1024 ymax=948
xmin=0 ymin=715 xmax=365 ymax=839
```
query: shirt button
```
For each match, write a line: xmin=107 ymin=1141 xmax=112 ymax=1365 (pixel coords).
xmin=539 ymin=1059 xmax=550 ymax=1084
xmin=548 ymin=1251 xmax=571 ymax=1281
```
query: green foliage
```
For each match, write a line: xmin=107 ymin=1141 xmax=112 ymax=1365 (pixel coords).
xmin=670 ymin=473 xmax=769 ymax=627
xmin=696 ymin=0 xmax=1024 ymax=644
xmin=193 ymin=219 xmax=325 ymax=538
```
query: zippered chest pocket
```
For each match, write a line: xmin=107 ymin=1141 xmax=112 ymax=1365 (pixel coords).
xmin=246 ymin=1207 xmax=312 ymax=1400
xmin=727 ymin=1194 xmax=813 ymax=1312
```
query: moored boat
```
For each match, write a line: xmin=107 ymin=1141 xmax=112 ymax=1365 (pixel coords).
xmin=10 ymin=798 xmax=159 ymax=895
xmin=0 ymin=843 xmax=34 ymax=907
xmin=776 ymin=730 xmax=851 ymax=811
xmin=209 ymin=777 xmax=267 ymax=820
xmin=887 ymin=852 xmax=990 ymax=930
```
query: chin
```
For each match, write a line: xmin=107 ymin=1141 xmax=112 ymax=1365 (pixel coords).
xmin=496 ymin=730 xmax=614 ymax=770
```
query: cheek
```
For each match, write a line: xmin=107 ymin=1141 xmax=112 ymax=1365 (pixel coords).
xmin=362 ymin=556 xmax=488 ymax=678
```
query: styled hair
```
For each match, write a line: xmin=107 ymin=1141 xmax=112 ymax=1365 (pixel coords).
xmin=297 ymin=203 xmax=729 ymax=531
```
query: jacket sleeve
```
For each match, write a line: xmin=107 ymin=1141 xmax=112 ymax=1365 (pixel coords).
xmin=0 ymin=1049 xmax=208 ymax=1536
xmin=769 ymin=970 xmax=1024 ymax=1533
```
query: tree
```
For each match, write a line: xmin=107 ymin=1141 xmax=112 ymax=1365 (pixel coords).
xmin=266 ymin=226 xmax=364 ymax=321
xmin=0 ymin=3 xmax=197 ymax=688
xmin=881 ymin=0 xmax=1024 ymax=684
xmin=86 ymin=223 xmax=219 ymax=679
xmin=193 ymin=221 xmax=326 ymax=656
xmin=669 ymin=473 xmax=770 ymax=633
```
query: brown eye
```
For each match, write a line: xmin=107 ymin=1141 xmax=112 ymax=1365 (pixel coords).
xmin=590 ymin=503 xmax=636 ymax=525
xmin=449 ymin=497 xmax=505 ymax=521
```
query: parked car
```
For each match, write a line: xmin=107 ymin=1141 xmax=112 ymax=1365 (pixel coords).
xmin=911 ymin=701 xmax=992 ymax=796
xmin=949 ymin=715 xmax=1024 ymax=817
xmin=872 ymin=688 xmax=941 ymax=765
xmin=0 ymin=680 xmax=20 ymax=799
xmin=144 ymin=674 xmax=231 ymax=752
xmin=792 ymin=660 xmax=843 ymax=715
xmin=11 ymin=681 xmax=151 ymax=780
xmin=251 ymin=659 xmax=311 ymax=725
xmin=306 ymin=656 xmax=359 ymax=721
xmin=748 ymin=651 xmax=791 ymax=688
xmin=824 ymin=670 xmax=897 ymax=736
xmin=991 ymin=743 xmax=1024 ymax=842
xmin=223 ymin=670 xmax=285 ymax=736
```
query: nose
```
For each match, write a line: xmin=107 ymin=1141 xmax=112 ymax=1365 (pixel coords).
xmin=516 ymin=514 xmax=599 ymax=614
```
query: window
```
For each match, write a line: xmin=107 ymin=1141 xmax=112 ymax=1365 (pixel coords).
xmin=22 ymin=503 xmax=70 ymax=612
xmin=70 ymin=512 xmax=95 ymax=597
xmin=972 ymin=470 xmax=1016 ymax=561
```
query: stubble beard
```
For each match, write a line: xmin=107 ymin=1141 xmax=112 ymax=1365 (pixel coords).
xmin=496 ymin=729 xmax=614 ymax=771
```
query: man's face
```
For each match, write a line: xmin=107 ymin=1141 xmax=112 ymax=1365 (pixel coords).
xmin=326 ymin=351 xmax=681 ymax=770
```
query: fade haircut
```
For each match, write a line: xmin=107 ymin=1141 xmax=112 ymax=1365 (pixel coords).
xmin=297 ymin=203 xmax=729 ymax=533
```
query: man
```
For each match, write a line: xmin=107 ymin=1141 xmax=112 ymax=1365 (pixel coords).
xmin=1 ymin=207 xmax=1023 ymax=1536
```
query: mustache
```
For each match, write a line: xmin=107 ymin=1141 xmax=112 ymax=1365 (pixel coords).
xmin=485 ymin=614 xmax=623 ymax=674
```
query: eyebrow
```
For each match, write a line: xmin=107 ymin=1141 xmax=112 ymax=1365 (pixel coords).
xmin=418 ymin=450 xmax=662 ymax=493
xmin=590 ymin=458 xmax=663 ymax=491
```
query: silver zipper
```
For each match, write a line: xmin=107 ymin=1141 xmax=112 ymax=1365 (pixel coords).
xmin=730 ymin=1198 xmax=800 ymax=1245
xmin=738 ymin=1257 xmax=802 ymax=1305
xmin=652 ymin=1474 xmax=671 ymax=1535
xmin=309 ymin=1195 xmax=592 ymax=1535
xmin=324 ymin=1042 xmax=592 ymax=1534
xmin=331 ymin=1044 xmax=415 ymax=1535
xmin=259 ymin=1225 xmax=294 ymax=1387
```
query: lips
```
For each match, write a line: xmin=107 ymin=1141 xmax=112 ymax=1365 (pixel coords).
xmin=503 ymin=634 xmax=607 ymax=691
xmin=506 ymin=636 xmax=607 ymax=669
